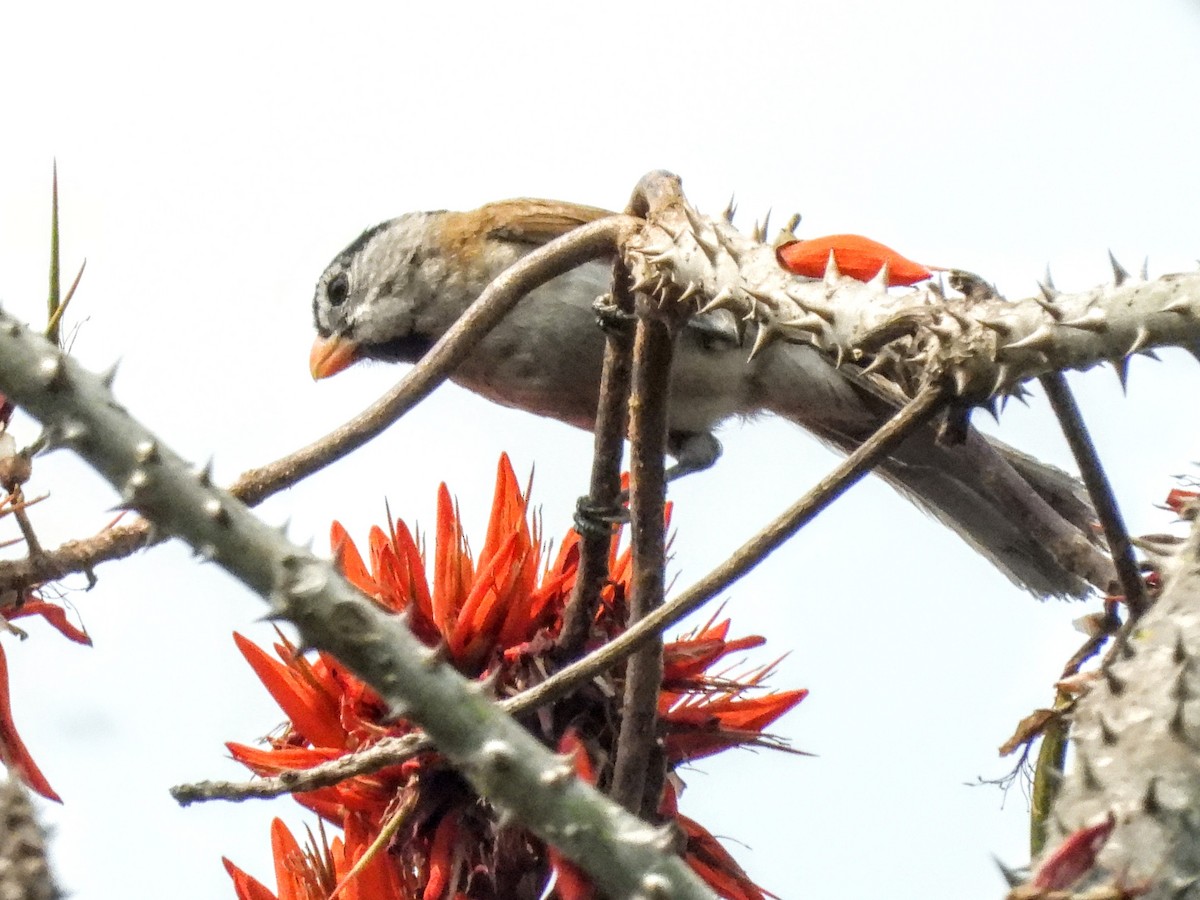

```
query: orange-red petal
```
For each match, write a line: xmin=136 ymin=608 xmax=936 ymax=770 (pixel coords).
xmin=422 ymin=812 xmax=461 ymax=900
xmin=333 ymin=812 xmax=406 ymax=900
xmin=547 ymin=732 xmax=596 ymax=900
xmin=548 ymin=850 xmax=594 ymax=900
xmin=226 ymin=743 xmax=342 ymax=774
xmin=8 ymin=601 xmax=91 ymax=645
xmin=432 ymin=485 xmax=472 ymax=636
xmin=0 ymin=644 xmax=60 ymax=802
xmin=332 ymin=521 xmax=375 ymax=595
xmin=663 ymin=689 xmax=808 ymax=763
xmin=269 ymin=817 xmax=310 ymax=900
xmin=776 ymin=234 xmax=935 ymax=286
xmin=233 ymin=632 xmax=347 ymax=750
xmin=223 ymin=857 xmax=280 ymax=900
xmin=1166 ymin=489 xmax=1199 ymax=517
xmin=1031 ymin=812 xmax=1116 ymax=890
xmin=389 ymin=519 xmax=435 ymax=624
xmin=476 ymin=454 xmax=527 ymax=575
xmin=679 ymin=812 xmax=779 ymax=900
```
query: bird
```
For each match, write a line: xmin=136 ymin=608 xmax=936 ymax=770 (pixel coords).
xmin=309 ymin=198 xmax=1117 ymax=599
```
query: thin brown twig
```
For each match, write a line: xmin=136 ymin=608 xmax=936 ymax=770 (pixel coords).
xmin=608 ymin=171 xmax=687 ymax=818
xmin=0 ymin=215 xmax=640 ymax=596
xmin=0 ymin=492 xmax=46 ymax=518
xmin=1039 ymin=373 xmax=1148 ymax=617
xmin=1060 ymin=600 xmax=1123 ymax=680
xmin=171 ymin=732 xmax=430 ymax=804
xmin=10 ymin=493 xmax=44 ymax=558
xmin=555 ymin=271 xmax=636 ymax=659
xmin=610 ymin=313 xmax=676 ymax=817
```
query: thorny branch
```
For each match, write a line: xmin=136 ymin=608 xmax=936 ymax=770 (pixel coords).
xmin=1007 ymin=506 xmax=1200 ymax=900
xmin=623 ymin=198 xmax=1200 ymax=408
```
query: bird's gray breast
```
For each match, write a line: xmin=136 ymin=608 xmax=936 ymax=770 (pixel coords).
xmin=449 ymin=262 xmax=759 ymax=436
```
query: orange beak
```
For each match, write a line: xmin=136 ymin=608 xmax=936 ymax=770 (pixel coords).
xmin=309 ymin=334 xmax=362 ymax=380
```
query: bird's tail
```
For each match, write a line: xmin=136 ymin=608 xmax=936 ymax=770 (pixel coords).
xmin=753 ymin=344 xmax=1117 ymax=598
xmin=866 ymin=428 xmax=1114 ymax=598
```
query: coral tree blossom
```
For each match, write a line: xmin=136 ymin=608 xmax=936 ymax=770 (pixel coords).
xmin=225 ymin=455 xmax=805 ymax=899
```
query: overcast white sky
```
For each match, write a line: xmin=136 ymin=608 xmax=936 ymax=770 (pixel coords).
xmin=2 ymin=2 xmax=1199 ymax=898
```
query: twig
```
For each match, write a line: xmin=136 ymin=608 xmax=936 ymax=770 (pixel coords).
xmin=0 ymin=284 xmax=714 ymax=900
xmin=0 ymin=523 xmax=144 ymax=594
xmin=10 ymin=503 xmax=44 ymax=558
xmin=1030 ymin=692 xmax=1070 ymax=857
xmin=331 ymin=789 xmax=419 ymax=900
xmin=4 ymin=479 xmax=46 ymax=561
xmin=0 ymin=215 xmax=640 ymax=596
xmin=1060 ymin=600 xmax=1123 ymax=680
xmin=1026 ymin=602 xmax=1123 ymax=853
xmin=510 ymin=384 xmax=949 ymax=716
xmin=555 ymin=274 xmax=637 ymax=659
xmin=1039 ymin=373 xmax=1148 ymax=617
xmin=171 ymin=732 xmax=431 ymax=804
xmin=611 ymin=312 xmax=676 ymax=817
xmin=0 ymin=492 xmax=46 ymax=519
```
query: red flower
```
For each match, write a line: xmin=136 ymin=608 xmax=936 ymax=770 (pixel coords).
xmin=226 ymin=454 xmax=805 ymax=899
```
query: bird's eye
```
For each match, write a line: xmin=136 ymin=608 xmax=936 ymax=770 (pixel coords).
xmin=326 ymin=273 xmax=349 ymax=306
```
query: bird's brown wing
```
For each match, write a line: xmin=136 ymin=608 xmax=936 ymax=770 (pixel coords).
xmin=478 ymin=199 xmax=617 ymax=246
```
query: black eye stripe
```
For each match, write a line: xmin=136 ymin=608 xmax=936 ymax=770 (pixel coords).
xmin=327 ymin=273 xmax=349 ymax=306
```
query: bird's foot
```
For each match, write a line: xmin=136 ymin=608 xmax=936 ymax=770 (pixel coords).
xmin=573 ymin=495 xmax=628 ymax=537
xmin=592 ymin=293 xmax=637 ymax=333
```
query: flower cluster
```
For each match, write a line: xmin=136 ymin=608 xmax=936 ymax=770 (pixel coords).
xmin=224 ymin=455 xmax=805 ymax=899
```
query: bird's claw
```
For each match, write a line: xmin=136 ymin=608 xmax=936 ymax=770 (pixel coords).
xmin=592 ymin=294 xmax=636 ymax=333
xmin=573 ymin=495 xmax=628 ymax=537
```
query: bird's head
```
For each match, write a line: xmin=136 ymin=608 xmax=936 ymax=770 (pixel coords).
xmin=309 ymin=211 xmax=451 ymax=379
xmin=309 ymin=199 xmax=613 ymax=380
